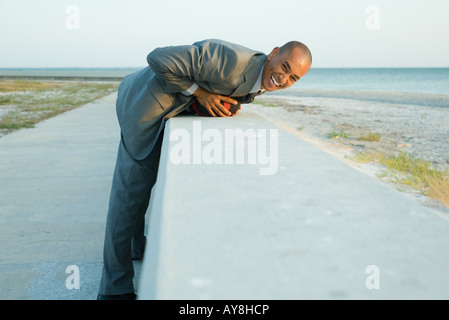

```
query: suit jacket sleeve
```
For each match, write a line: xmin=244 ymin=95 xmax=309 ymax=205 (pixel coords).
xmin=146 ymin=40 xmax=257 ymax=95
xmin=147 ymin=44 xmax=199 ymax=93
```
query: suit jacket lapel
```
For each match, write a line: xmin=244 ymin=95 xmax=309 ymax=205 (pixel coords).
xmin=230 ymin=54 xmax=266 ymax=98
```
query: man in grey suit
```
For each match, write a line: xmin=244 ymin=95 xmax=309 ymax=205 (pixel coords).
xmin=97 ymin=39 xmax=312 ymax=300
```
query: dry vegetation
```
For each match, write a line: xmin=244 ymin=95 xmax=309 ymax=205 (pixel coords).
xmin=0 ymin=80 xmax=119 ymax=136
xmin=355 ymin=151 xmax=449 ymax=208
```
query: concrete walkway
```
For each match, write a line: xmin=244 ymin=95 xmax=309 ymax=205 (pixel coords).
xmin=1 ymin=92 xmax=449 ymax=299
xmin=0 ymin=93 xmax=143 ymax=300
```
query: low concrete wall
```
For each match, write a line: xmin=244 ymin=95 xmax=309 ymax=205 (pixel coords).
xmin=138 ymin=110 xmax=449 ymax=299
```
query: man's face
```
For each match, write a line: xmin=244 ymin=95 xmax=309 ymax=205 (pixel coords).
xmin=261 ymin=46 xmax=311 ymax=92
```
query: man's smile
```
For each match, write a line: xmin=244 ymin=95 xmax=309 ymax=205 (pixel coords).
xmin=270 ymin=74 xmax=282 ymax=88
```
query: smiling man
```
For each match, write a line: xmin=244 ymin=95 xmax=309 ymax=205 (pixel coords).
xmin=98 ymin=39 xmax=311 ymax=300
xmin=191 ymin=41 xmax=312 ymax=117
xmin=262 ymin=42 xmax=312 ymax=92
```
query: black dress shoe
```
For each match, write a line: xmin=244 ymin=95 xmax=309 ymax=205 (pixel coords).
xmin=97 ymin=292 xmax=137 ymax=300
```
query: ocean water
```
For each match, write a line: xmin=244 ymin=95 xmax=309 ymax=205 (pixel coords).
xmin=279 ymin=68 xmax=449 ymax=109
xmin=1 ymin=67 xmax=448 ymax=108
xmin=295 ymin=68 xmax=449 ymax=95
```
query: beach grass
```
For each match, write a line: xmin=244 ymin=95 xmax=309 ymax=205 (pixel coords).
xmin=354 ymin=151 xmax=449 ymax=208
xmin=327 ymin=130 xmax=349 ymax=139
xmin=253 ymin=99 xmax=278 ymax=107
xmin=0 ymin=80 xmax=119 ymax=135
xmin=358 ymin=132 xmax=381 ymax=142
xmin=0 ymin=80 xmax=67 ymax=93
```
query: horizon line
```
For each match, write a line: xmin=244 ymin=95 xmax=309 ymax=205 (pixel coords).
xmin=1 ymin=66 xmax=449 ymax=70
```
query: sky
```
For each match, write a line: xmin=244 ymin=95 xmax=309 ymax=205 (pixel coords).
xmin=0 ymin=0 xmax=448 ymax=68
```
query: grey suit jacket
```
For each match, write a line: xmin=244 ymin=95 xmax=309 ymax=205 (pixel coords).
xmin=116 ymin=39 xmax=266 ymax=160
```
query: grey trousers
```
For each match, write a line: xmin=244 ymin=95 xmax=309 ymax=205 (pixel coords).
xmin=99 ymin=133 xmax=163 ymax=295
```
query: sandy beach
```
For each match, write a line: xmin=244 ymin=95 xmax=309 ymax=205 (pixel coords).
xmin=246 ymin=91 xmax=449 ymax=212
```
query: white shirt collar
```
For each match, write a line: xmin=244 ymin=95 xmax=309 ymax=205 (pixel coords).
xmin=250 ymin=66 xmax=266 ymax=94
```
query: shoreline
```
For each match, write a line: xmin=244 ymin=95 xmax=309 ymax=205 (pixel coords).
xmin=246 ymin=92 xmax=449 ymax=214
xmin=280 ymin=88 xmax=449 ymax=108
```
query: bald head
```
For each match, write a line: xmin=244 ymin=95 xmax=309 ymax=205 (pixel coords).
xmin=280 ymin=41 xmax=312 ymax=66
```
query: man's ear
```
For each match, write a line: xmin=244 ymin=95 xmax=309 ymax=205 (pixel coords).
xmin=267 ymin=47 xmax=280 ymax=61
